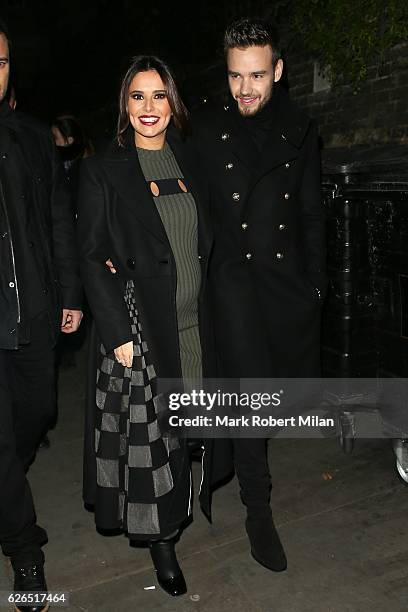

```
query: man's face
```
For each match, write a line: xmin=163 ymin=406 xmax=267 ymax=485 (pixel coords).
xmin=227 ymin=45 xmax=283 ymax=116
xmin=0 ymin=33 xmax=9 ymax=104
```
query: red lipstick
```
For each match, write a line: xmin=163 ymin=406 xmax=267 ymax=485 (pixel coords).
xmin=139 ymin=115 xmax=160 ymax=126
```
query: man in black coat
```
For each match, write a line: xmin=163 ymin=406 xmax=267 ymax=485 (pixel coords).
xmin=194 ymin=18 xmax=326 ymax=572
xmin=0 ymin=20 xmax=82 ymax=609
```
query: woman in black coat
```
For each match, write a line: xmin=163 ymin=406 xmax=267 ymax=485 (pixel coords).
xmin=77 ymin=55 xmax=213 ymax=597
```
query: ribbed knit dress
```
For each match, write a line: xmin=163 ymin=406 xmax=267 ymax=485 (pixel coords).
xmin=137 ymin=144 xmax=202 ymax=385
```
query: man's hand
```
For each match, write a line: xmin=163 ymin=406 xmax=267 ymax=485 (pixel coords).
xmin=114 ymin=341 xmax=133 ymax=368
xmin=61 ymin=309 xmax=83 ymax=333
xmin=106 ymin=259 xmax=117 ymax=274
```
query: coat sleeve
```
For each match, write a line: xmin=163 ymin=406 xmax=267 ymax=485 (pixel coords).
xmin=299 ymin=121 xmax=327 ymax=297
xmin=77 ymin=157 xmax=133 ymax=353
xmin=50 ymin=138 xmax=83 ymax=309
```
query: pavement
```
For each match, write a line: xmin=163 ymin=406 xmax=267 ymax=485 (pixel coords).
xmin=1 ymin=345 xmax=408 ymax=612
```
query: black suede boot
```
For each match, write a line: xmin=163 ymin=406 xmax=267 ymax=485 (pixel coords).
xmin=245 ymin=507 xmax=287 ymax=572
xmin=148 ymin=539 xmax=187 ymax=597
xmin=233 ymin=438 xmax=287 ymax=572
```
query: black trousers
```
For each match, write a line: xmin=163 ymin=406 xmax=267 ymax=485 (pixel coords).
xmin=232 ymin=438 xmax=272 ymax=511
xmin=0 ymin=314 xmax=55 ymax=567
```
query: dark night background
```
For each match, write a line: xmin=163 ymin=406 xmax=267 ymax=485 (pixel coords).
xmin=2 ymin=0 xmax=278 ymax=139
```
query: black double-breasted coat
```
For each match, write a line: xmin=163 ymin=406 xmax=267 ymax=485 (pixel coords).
xmin=193 ymin=85 xmax=326 ymax=378
xmin=78 ymin=128 xmax=215 ymax=517
xmin=192 ymin=85 xmax=327 ymax=516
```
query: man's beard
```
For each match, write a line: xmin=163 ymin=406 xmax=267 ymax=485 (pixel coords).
xmin=237 ymin=85 xmax=274 ymax=117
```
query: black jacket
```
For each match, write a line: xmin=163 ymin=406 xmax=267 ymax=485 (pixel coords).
xmin=193 ymin=84 xmax=327 ymax=379
xmin=0 ymin=102 xmax=82 ymax=349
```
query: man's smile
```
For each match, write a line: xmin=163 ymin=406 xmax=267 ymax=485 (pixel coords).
xmin=238 ymin=96 xmax=259 ymax=106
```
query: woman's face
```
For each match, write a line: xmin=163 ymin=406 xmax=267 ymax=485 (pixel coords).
xmin=52 ymin=125 xmax=73 ymax=147
xmin=128 ymin=70 xmax=172 ymax=149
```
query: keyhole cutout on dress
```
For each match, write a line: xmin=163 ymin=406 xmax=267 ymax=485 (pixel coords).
xmin=178 ymin=179 xmax=188 ymax=193
xmin=150 ymin=181 xmax=160 ymax=197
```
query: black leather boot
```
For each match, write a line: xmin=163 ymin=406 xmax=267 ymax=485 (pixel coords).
xmin=245 ymin=507 xmax=287 ymax=572
xmin=148 ymin=539 xmax=187 ymax=596
xmin=13 ymin=564 xmax=49 ymax=612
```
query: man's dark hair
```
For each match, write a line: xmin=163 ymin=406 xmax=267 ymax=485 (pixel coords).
xmin=0 ymin=18 xmax=10 ymax=44
xmin=224 ymin=18 xmax=281 ymax=66
xmin=117 ymin=55 xmax=189 ymax=146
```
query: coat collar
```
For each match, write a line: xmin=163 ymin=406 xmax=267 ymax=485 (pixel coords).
xmin=273 ymin=84 xmax=311 ymax=148
xmin=0 ymin=100 xmax=15 ymax=126
xmin=0 ymin=105 xmax=41 ymax=179
xmin=224 ymin=84 xmax=311 ymax=174
xmin=0 ymin=102 xmax=17 ymax=161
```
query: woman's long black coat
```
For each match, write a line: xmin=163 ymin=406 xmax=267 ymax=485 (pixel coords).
xmin=77 ymin=128 xmax=215 ymax=512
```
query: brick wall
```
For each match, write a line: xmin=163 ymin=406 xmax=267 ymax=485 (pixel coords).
xmin=286 ymin=42 xmax=408 ymax=148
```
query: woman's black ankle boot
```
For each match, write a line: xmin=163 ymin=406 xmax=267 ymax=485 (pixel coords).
xmin=148 ymin=539 xmax=187 ymax=597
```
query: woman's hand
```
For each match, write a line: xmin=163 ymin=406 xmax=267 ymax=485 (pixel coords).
xmin=61 ymin=309 xmax=83 ymax=333
xmin=114 ymin=341 xmax=133 ymax=368
xmin=106 ymin=259 xmax=117 ymax=274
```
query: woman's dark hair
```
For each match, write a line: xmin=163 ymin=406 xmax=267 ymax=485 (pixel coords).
xmin=53 ymin=114 xmax=96 ymax=162
xmin=53 ymin=115 xmax=85 ymax=147
xmin=117 ymin=55 xmax=189 ymax=146
xmin=224 ymin=18 xmax=281 ymax=66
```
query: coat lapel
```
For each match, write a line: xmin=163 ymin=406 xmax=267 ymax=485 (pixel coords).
xmin=167 ymin=128 xmax=213 ymax=258
xmin=256 ymin=120 xmax=310 ymax=179
xmin=249 ymin=86 xmax=311 ymax=189
xmin=223 ymin=86 xmax=311 ymax=189
xmin=102 ymin=141 xmax=170 ymax=245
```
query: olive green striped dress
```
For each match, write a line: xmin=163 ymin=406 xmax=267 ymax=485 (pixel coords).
xmin=137 ymin=144 xmax=202 ymax=386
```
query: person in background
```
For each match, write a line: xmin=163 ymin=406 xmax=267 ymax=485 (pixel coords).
xmin=0 ymin=18 xmax=82 ymax=611
xmin=51 ymin=115 xmax=93 ymax=370
xmin=52 ymin=114 xmax=93 ymax=215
